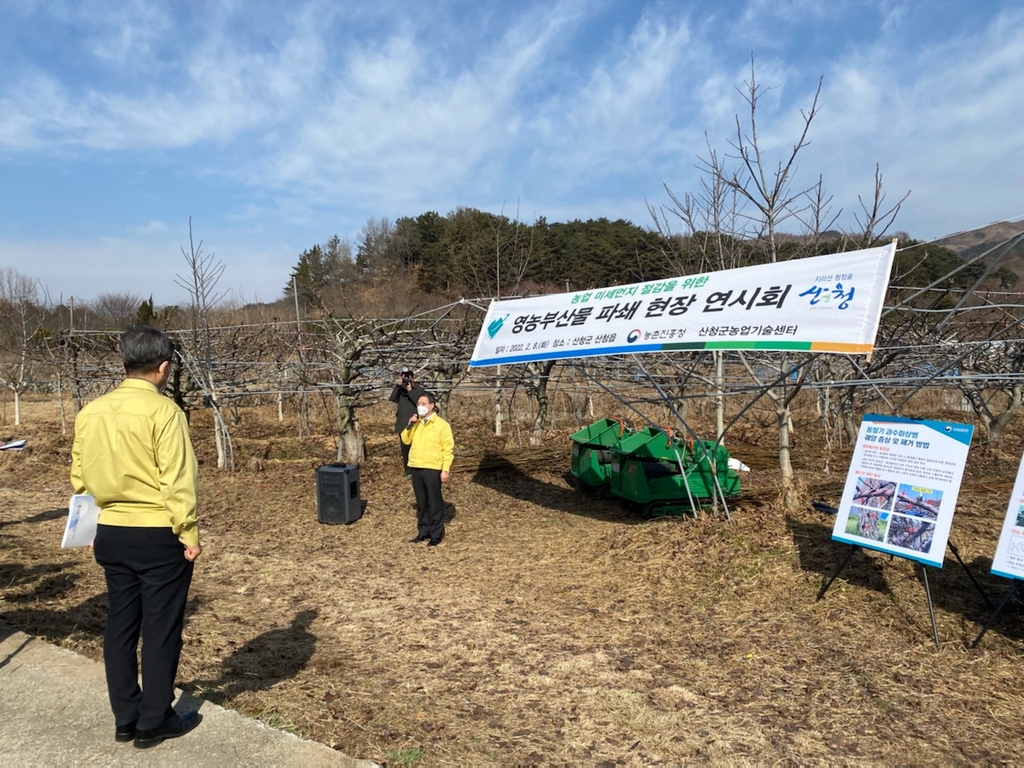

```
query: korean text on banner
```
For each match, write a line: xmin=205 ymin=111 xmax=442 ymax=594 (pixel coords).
xmin=469 ymin=242 xmax=895 ymax=367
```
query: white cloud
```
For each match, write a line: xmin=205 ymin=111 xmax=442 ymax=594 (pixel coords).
xmin=132 ymin=220 xmax=169 ymax=236
xmin=516 ymin=10 xmax=709 ymax=201
xmin=83 ymin=0 xmax=174 ymax=68
xmin=0 ymin=233 xmax=292 ymax=306
xmin=258 ymin=0 xmax=593 ymax=213
xmin=0 ymin=1 xmax=331 ymax=153
xmin=802 ymin=7 xmax=1024 ymax=237
xmin=2 ymin=0 xmax=1023 ymax=305
xmin=742 ymin=0 xmax=848 ymax=21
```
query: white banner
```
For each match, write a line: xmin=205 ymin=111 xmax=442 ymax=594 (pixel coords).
xmin=469 ymin=242 xmax=895 ymax=367
xmin=830 ymin=415 xmax=974 ymax=567
xmin=990 ymin=446 xmax=1024 ymax=580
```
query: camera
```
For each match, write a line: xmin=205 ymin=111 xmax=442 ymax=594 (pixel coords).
xmin=401 ymin=373 xmax=413 ymax=386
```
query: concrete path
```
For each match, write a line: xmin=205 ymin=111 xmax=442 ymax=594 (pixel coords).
xmin=0 ymin=623 xmax=377 ymax=767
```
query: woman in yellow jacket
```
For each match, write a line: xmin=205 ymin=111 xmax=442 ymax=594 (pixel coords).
xmin=401 ymin=391 xmax=454 ymax=546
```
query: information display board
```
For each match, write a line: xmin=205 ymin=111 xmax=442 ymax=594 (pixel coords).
xmin=831 ymin=415 xmax=974 ymax=567
xmin=990 ymin=446 xmax=1024 ymax=580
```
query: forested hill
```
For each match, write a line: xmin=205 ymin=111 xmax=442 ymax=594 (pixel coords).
xmin=282 ymin=208 xmax=1019 ymax=313
xmin=7 ymin=213 xmax=1018 ymax=332
xmin=936 ymin=220 xmax=1024 ymax=286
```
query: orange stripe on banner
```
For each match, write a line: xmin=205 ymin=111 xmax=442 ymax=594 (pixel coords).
xmin=810 ymin=342 xmax=874 ymax=353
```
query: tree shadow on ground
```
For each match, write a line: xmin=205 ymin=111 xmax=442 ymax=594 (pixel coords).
xmin=0 ymin=561 xmax=70 ymax=590
xmin=186 ymin=609 xmax=318 ymax=704
xmin=785 ymin=514 xmax=893 ymax=597
xmin=910 ymin=551 xmax=1024 ymax=646
xmin=1 ymin=570 xmax=82 ymax=604
xmin=0 ymin=506 xmax=67 ymax=530
xmin=0 ymin=575 xmax=204 ymax=649
xmin=0 ymin=592 xmax=108 ymax=646
xmin=788 ymin=510 xmax=1024 ymax=645
xmin=0 ymin=626 xmax=33 ymax=666
xmin=470 ymin=451 xmax=645 ymax=524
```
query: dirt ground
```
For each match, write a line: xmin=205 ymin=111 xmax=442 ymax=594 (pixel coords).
xmin=3 ymin=393 xmax=1024 ymax=765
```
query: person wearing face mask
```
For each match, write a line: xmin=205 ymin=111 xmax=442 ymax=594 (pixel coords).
xmin=400 ymin=391 xmax=454 ymax=546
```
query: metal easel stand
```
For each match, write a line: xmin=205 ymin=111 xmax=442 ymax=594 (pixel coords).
xmin=971 ymin=580 xmax=1019 ymax=649
xmin=920 ymin=562 xmax=940 ymax=649
xmin=816 ymin=544 xmax=860 ymax=601
xmin=946 ymin=540 xmax=994 ymax=611
xmin=816 ymin=545 xmax=943 ymax=649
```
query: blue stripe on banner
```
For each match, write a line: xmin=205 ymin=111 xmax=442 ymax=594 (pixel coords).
xmin=468 ymin=343 xmax=665 ymax=367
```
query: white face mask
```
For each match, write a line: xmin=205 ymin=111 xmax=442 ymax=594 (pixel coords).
xmin=416 ymin=404 xmax=430 ymax=417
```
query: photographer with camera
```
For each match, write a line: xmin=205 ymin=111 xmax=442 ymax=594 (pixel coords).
xmin=388 ymin=366 xmax=425 ymax=477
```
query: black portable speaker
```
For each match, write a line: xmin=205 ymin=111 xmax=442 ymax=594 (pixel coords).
xmin=316 ymin=464 xmax=361 ymax=524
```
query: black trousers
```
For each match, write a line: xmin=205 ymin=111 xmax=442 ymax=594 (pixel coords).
xmin=93 ymin=524 xmax=194 ymax=730
xmin=399 ymin=438 xmax=412 ymax=474
xmin=410 ymin=467 xmax=445 ymax=540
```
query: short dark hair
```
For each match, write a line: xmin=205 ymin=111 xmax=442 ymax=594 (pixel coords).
xmin=420 ymin=391 xmax=437 ymax=405
xmin=121 ymin=327 xmax=175 ymax=374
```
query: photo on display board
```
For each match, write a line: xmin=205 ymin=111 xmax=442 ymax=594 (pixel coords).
xmin=852 ymin=477 xmax=896 ymax=510
xmin=845 ymin=507 xmax=888 ymax=543
xmin=893 ymin=483 xmax=942 ymax=520
xmin=885 ymin=515 xmax=936 ymax=554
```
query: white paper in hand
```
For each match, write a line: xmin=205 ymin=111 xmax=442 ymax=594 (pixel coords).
xmin=62 ymin=494 xmax=100 ymax=548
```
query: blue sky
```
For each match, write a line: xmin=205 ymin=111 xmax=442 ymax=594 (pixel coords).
xmin=1 ymin=0 xmax=1022 ymax=307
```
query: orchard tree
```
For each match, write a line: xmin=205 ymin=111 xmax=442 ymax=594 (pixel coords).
xmin=93 ymin=291 xmax=144 ymax=329
xmin=652 ymin=58 xmax=913 ymax=507
xmin=0 ymin=268 xmax=43 ymax=425
xmin=175 ymin=217 xmax=233 ymax=470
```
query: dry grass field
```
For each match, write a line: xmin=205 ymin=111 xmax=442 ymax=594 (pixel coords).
xmin=3 ymin=391 xmax=1024 ymax=765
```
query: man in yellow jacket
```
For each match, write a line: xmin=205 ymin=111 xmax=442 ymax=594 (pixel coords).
xmin=401 ymin=391 xmax=454 ymax=546
xmin=71 ymin=327 xmax=202 ymax=749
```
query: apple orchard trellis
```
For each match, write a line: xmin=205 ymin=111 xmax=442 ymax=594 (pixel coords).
xmin=19 ymin=238 xmax=1022 ymax=500
xmin=13 ymin=330 xmax=1024 ymax=481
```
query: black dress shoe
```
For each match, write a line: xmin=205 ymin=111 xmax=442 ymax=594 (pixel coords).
xmin=134 ymin=711 xmax=202 ymax=749
xmin=114 ymin=719 xmax=138 ymax=743
xmin=427 ymin=536 xmax=443 ymax=547
xmin=409 ymin=535 xmax=428 ymax=543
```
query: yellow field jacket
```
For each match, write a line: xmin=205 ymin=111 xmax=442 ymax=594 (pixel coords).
xmin=70 ymin=378 xmax=200 ymax=546
xmin=401 ymin=413 xmax=454 ymax=473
